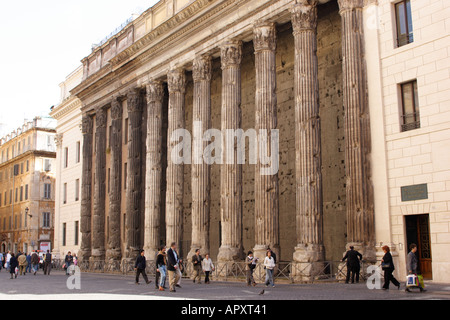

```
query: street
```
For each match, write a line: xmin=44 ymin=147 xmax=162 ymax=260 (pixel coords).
xmin=1 ymin=270 xmax=449 ymax=301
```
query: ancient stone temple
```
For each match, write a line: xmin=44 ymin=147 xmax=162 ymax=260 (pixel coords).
xmin=72 ymin=0 xmax=378 ymax=271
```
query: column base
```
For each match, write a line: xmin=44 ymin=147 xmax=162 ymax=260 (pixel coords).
xmin=105 ymin=249 xmax=122 ymax=272
xmin=217 ymin=245 xmax=244 ymax=262
xmin=336 ymin=242 xmax=377 ymax=281
xmin=253 ymin=244 xmax=280 ymax=263
xmin=291 ymin=243 xmax=325 ymax=281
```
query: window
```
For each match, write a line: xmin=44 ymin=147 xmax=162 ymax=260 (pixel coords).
xmin=76 ymin=141 xmax=81 ymax=163
xmin=44 ymin=183 xmax=51 ymax=199
xmin=74 ymin=221 xmax=79 ymax=246
xmin=62 ymin=223 xmax=66 ymax=246
xmin=20 ymin=186 xmax=23 ymax=202
xmin=15 ymin=188 xmax=18 ymax=202
xmin=64 ymin=147 xmax=69 ymax=168
xmin=42 ymin=212 xmax=51 ymax=228
xmin=400 ymin=80 xmax=420 ymax=132
xmin=26 ymin=160 xmax=29 ymax=172
xmin=20 ymin=163 xmax=23 ymax=174
xmin=25 ymin=185 xmax=28 ymax=200
xmin=75 ymin=179 xmax=80 ymax=202
xmin=63 ymin=183 xmax=67 ymax=204
xmin=44 ymin=159 xmax=52 ymax=171
xmin=395 ymin=0 xmax=413 ymax=47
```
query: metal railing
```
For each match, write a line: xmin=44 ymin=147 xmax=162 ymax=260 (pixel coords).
xmin=51 ymin=259 xmax=375 ymax=284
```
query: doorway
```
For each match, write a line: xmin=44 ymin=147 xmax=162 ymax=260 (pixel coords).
xmin=405 ymin=214 xmax=433 ymax=279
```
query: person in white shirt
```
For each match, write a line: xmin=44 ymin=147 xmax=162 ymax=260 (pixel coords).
xmin=6 ymin=251 xmax=11 ymax=271
xmin=201 ymin=254 xmax=215 ymax=284
xmin=264 ymin=250 xmax=276 ymax=288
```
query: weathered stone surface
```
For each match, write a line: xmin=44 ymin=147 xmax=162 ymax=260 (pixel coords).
xmin=144 ymin=81 xmax=165 ymax=259
xmin=338 ymin=0 xmax=375 ymax=261
xmin=253 ymin=22 xmax=280 ymax=262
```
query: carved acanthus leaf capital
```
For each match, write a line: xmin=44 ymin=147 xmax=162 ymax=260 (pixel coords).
xmin=193 ymin=54 xmax=212 ymax=82
xmin=111 ymin=97 xmax=123 ymax=120
xmin=253 ymin=22 xmax=277 ymax=52
xmin=167 ymin=69 xmax=186 ymax=94
xmin=291 ymin=0 xmax=318 ymax=33
xmin=127 ymin=89 xmax=142 ymax=113
xmin=221 ymin=40 xmax=243 ymax=70
xmin=146 ymin=81 xmax=165 ymax=103
xmin=338 ymin=0 xmax=364 ymax=14
xmin=95 ymin=108 xmax=107 ymax=128
xmin=54 ymin=134 xmax=63 ymax=148
xmin=81 ymin=115 xmax=93 ymax=135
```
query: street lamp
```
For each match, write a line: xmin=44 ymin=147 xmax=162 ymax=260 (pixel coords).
xmin=25 ymin=207 xmax=32 ymax=218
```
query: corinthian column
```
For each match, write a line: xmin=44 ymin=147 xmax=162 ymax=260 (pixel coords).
xmin=166 ymin=69 xmax=186 ymax=249
xmin=218 ymin=40 xmax=244 ymax=262
xmin=338 ymin=0 xmax=375 ymax=261
xmin=91 ymin=107 xmax=107 ymax=262
xmin=291 ymin=0 xmax=325 ymax=265
xmin=144 ymin=81 xmax=165 ymax=260
xmin=107 ymin=97 xmax=123 ymax=266
xmin=253 ymin=22 xmax=280 ymax=262
xmin=124 ymin=88 xmax=144 ymax=262
xmin=189 ymin=54 xmax=212 ymax=259
xmin=79 ymin=114 xmax=93 ymax=263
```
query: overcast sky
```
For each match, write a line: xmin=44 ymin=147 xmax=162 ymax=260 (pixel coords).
xmin=0 ymin=0 xmax=158 ymax=136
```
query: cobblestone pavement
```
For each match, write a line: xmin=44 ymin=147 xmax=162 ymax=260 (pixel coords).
xmin=1 ymin=270 xmax=449 ymax=300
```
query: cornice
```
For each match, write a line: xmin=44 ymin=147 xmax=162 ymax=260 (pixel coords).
xmin=49 ymin=96 xmax=82 ymax=121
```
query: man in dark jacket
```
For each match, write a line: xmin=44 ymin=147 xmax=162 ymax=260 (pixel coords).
xmin=167 ymin=242 xmax=181 ymax=292
xmin=44 ymin=250 xmax=52 ymax=275
xmin=31 ymin=251 xmax=40 ymax=275
xmin=9 ymin=253 xmax=18 ymax=279
xmin=192 ymin=249 xmax=203 ymax=284
xmin=342 ymin=246 xmax=363 ymax=284
xmin=134 ymin=249 xmax=151 ymax=285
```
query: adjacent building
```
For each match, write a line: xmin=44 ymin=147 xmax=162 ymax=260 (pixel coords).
xmin=49 ymin=66 xmax=83 ymax=259
xmin=0 ymin=117 xmax=56 ymax=254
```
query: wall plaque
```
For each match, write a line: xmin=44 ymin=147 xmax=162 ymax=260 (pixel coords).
xmin=401 ymin=184 xmax=428 ymax=202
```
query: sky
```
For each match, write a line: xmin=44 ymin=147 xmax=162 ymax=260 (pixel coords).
xmin=0 ymin=0 xmax=158 ymax=137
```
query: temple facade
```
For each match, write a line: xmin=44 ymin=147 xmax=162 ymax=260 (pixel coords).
xmin=66 ymin=0 xmax=450 ymax=282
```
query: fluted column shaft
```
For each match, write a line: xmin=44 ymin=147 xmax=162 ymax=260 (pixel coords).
xmin=338 ymin=0 xmax=375 ymax=260
xmin=253 ymin=23 xmax=279 ymax=261
xmin=144 ymin=81 xmax=165 ymax=259
xmin=125 ymin=89 xmax=144 ymax=261
xmin=166 ymin=69 xmax=186 ymax=248
xmin=218 ymin=40 xmax=244 ymax=262
xmin=189 ymin=55 xmax=212 ymax=258
xmin=107 ymin=98 xmax=123 ymax=263
xmin=291 ymin=0 xmax=325 ymax=263
xmin=91 ymin=108 xmax=107 ymax=261
xmin=79 ymin=115 xmax=93 ymax=262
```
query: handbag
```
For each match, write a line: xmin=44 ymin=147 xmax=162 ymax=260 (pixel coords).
xmin=381 ymin=262 xmax=391 ymax=270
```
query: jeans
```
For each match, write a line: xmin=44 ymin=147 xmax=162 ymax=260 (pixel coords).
xmin=265 ymin=268 xmax=274 ymax=287
xmin=158 ymin=265 xmax=167 ymax=288
xmin=32 ymin=264 xmax=39 ymax=273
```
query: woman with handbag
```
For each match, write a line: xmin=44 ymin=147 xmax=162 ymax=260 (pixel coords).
xmin=381 ymin=245 xmax=400 ymax=290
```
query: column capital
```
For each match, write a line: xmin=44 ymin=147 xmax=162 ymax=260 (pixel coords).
xmin=146 ymin=80 xmax=165 ymax=103
xmin=290 ymin=0 xmax=318 ymax=33
xmin=95 ymin=107 xmax=107 ymax=128
xmin=193 ymin=54 xmax=212 ymax=82
xmin=81 ymin=114 xmax=93 ymax=135
xmin=54 ymin=133 xmax=63 ymax=148
xmin=221 ymin=40 xmax=243 ymax=70
xmin=127 ymin=88 xmax=141 ymax=113
xmin=111 ymin=97 xmax=123 ymax=120
xmin=167 ymin=68 xmax=186 ymax=94
xmin=338 ymin=0 xmax=364 ymax=14
xmin=253 ymin=21 xmax=277 ymax=52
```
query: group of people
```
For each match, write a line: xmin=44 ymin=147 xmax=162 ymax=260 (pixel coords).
xmin=342 ymin=244 xmax=426 ymax=292
xmin=0 ymin=250 xmax=53 ymax=279
xmin=134 ymin=244 xmax=278 ymax=293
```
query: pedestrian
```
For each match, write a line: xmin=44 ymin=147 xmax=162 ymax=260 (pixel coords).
xmin=9 ymin=253 xmax=18 ymax=279
xmin=26 ymin=253 xmax=32 ymax=274
xmin=167 ymin=242 xmax=181 ymax=292
xmin=406 ymin=243 xmax=425 ymax=292
xmin=246 ymin=251 xmax=257 ymax=287
xmin=192 ymin=249 xmax=203 ymax=284
xmin=134 ymin=249 xmax=151 ymax=285
xmin=342 ymin=246 xmax=363 ymax=284
xmin=6 ymin=251 xmax=11 ymax=271
xmin=267 ymin=247 xmax=277 ymax=264
xmin=0 ymin=252 xmax=3 ymax=272
xmin=18 ymin=253 xmax=28 ymax=275
xmin=202 ymin=254 xmax=215 ymax=284
xmin=43 ymin=250 xmax=52 ymax=275
xmin=156 ymin=246 xmax=167 ymax=291
xmin=264 ymin=250 xmax=276 ymax=288
xmin=64 ymin=251 xmax=74 ymax=275
xmin=31 ymin=250 xmax=40 ymax=275
xmin=381 ymin=245 xmax=400 ymax=290
xmin=73 ymin=253 xmax=78 ymax=266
